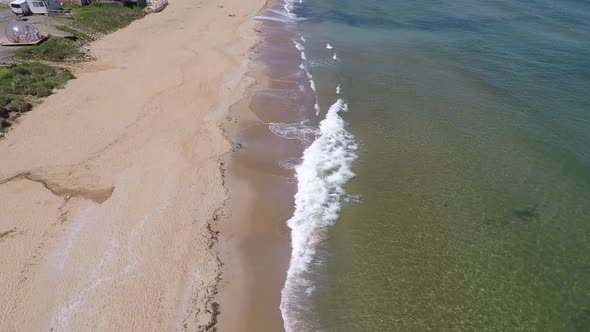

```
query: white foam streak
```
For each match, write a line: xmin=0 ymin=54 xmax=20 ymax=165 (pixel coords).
xmin=280 ymin=99 xmax=358 ymax=332
xmin=300 ymin=62 xmax=319 ymax=114
xmin=309 ymin=79 xmax=316 ymax=92
xmin=269 ymin=122 xmax=320 ymax=145
xmin=294 ymin=41 xmax=305 ymax=51
xmin=268 ymin=8 xmax=288 ymax=16
xmin=336 ymin=84 xmax=342 ymax=94
xmin=326 ymin=43 xmax=333 ymax=49
xmin=279 ymin=157 xmax=300 ymax=171
xmin=333 ymin=53 xmax=338 ymax=60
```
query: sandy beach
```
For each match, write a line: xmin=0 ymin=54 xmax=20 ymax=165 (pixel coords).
xmin=0 ymin=0 xmax=266 ymax=330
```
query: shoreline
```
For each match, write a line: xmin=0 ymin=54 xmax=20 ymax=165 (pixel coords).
xmin=216 ymin=46 xmax=294 ymax=332
xmin=0 ymin=0 xmax=267 ymax=330
xmin=216 ymin=1 xmax=321 ymax=329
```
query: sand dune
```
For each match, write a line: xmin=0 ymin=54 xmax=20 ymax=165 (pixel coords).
xmin=0 ymin=0 xmax=265 ymax=330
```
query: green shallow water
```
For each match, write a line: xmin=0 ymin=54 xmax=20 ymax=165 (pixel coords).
xmin=294 ymin=0 xmax=590 ymax=330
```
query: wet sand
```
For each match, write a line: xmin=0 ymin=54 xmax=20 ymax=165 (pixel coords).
xmin=217 ymin=4 xmax=318 ymax=331
xmin=0 ymin=0 xmax=266 ymax=330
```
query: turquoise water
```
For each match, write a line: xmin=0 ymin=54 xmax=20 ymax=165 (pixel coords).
xmin=286 ymin=0 xmax=590 ymax=330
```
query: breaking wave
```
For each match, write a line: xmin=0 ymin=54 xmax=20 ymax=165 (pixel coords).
xmin=280 ymin=99 xmax=358 ymax=332
xmin=258 ymin=1 xmax=358 ymax=331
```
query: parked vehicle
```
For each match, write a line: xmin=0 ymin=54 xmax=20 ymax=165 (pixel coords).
xmin=9 ymin=0 xmax=64 ymax=16
xmin=9 ymin=0 xmax=30 ymax=15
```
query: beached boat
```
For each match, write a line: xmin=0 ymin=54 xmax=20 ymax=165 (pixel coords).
xmin=146 ymin=0 xmax=167 ymax=13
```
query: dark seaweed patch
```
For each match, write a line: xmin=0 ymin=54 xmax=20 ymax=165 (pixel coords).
xmin=483 ymin=205 xmax=540 ymax=226
xmin=511 ymin=205 xmax=540 ymax=223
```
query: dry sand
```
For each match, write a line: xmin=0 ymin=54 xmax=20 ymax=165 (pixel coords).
xmin=0 ymin=0 xmax=267 ymax=330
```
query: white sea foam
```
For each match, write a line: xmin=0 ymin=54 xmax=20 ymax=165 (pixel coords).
xmin=300 ymin=63 xmax=319 ymax=115
xmin=254 ymin=15 xmax=289 ymax=23
xmin=260 ymin=2 xmax=356 ymax=329
xmin=309 ymin=79 xmax=316 ymax=92
xmin=326 ymin=43 xmax=333 ymax=49
xmin=269 ymin=8 xmax=289 ymax=16
xmin=269 ymin=122 xmax=320 ymax=145
xmin=333 ymin=53 xmax=338 ymax=60
xmin=336 ymin=84 xmax=342 ymax=94
xmin=279 ymin=157 xmax=301 ymax=171
xmin=343 ymin=194 xmax=362 ymax=204
xmin=280 ymin=99 xmax=358 ymax=332
xmin=281 ymin=2 xmax=298 ymax=20
xmin=259 ymin=0 xmax=303 ymax=22
xmin=294 ymin=41 xmax=305 ymax=51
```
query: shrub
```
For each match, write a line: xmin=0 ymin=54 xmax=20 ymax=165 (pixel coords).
xmin=7 ymin=100 xmax=32 ymax=113
xmin=0 ymin=95 xmax=11 ymax=106
xmin=14 ymin=37 xmax=84 ymax=62
xmin=1 ymin=63 xmax=74 ymax=95
xmin=35 ymin=85 xmax=53 ymax=97
xmin=0 ymin=67 xmax=12 ymax=79
xmin=13 ymin=65 xmax=31 ymax=75
xmin=0 ymin=61 xmax=75 ymax=136
xmin=0 ymin=107 xmax=9 ymax=119
xmin=62 ymin=70 xmax=76 ymax=80
xmin=1 ymin=119 xmax=11 ymax=129
xmin=68 ymin=4 xmax=146 ymax=35
xmin=56 ymin=25 xmax=93 ymax=42
xmin=0 ymin=62 xmax=72 ymax=124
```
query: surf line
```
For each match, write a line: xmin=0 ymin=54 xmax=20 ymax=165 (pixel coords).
xmin=280 ymin=40 xmax=358 ymax=332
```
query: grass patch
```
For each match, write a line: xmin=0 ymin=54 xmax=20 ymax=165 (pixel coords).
xmin=0 ymin=62 xmax=75 ymax=133
xmin=56 ymin=25 xmax=93 ymax=43
xmin=1 ymin=4 xmax=143 ymax=136
xmin=14 ymin=36 xmax=84 ymax=62
xmin=66 ymin=4 xmax=145 ymax=35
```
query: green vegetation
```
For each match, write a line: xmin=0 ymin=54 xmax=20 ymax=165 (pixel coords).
xmin=1 ymin=4 xmax=145 ymax=135
xmin=16 ymin=4 xmax=147 ymax=64
xmin=56 ymin=25 xmax=93 ymax=43
xmin=65 ymin=4 xmax=146 ymax=35
xmin=14 ymin=37 xmax=84 ymax=62
xmin=0 ymin=63 xmax=75 ymax=133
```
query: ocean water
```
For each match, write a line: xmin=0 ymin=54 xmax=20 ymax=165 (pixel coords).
xmin=265 ymin=0 xmax=590 ymax=331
